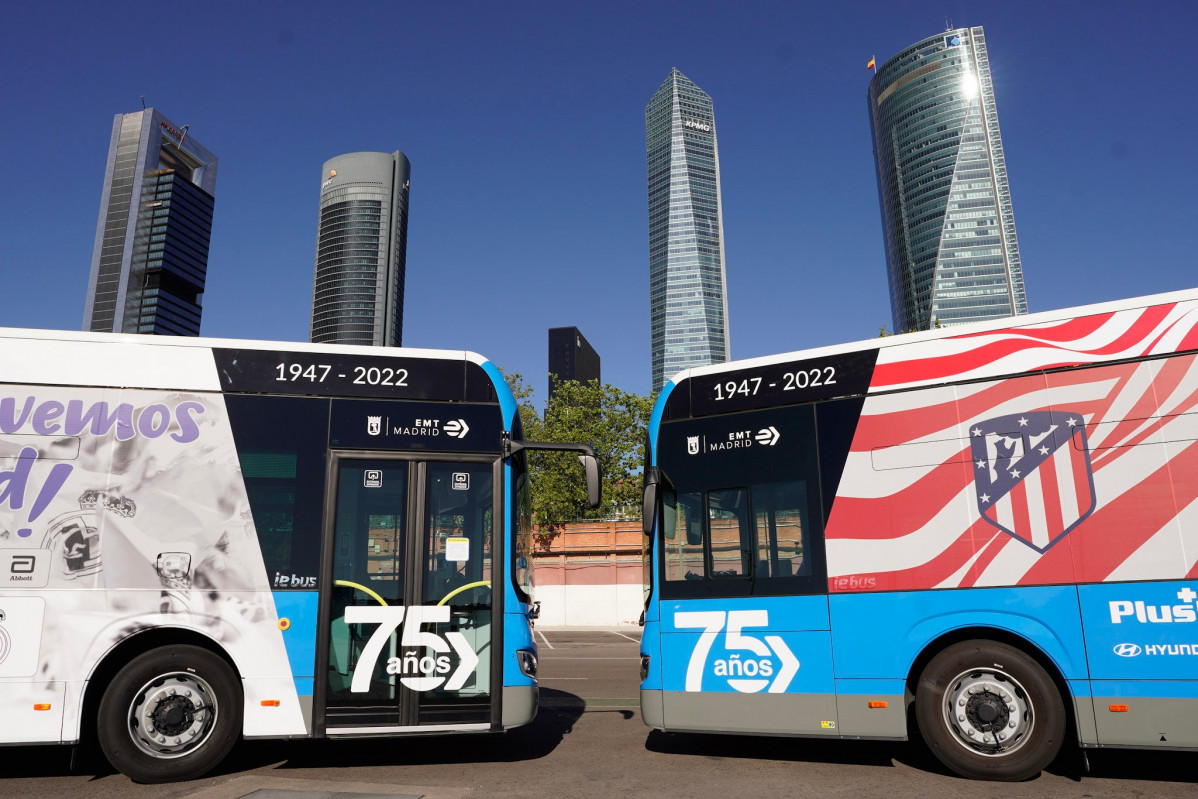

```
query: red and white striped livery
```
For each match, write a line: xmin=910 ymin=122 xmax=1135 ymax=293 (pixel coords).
xmin=641 ymin=287 xmax=1198 ymax=782
xmin=827 ymin=289 xmax=1198 ymax=592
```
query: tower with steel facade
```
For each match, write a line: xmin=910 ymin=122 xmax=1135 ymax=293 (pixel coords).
xmin=83 ymin=109 xmax=217 ymax=336
xmin=869 ymin=27 xmax=1027 ymax=331
xmin=310 ymin=151 xmax=410 ymax=347
xmin=646 ymin=68 xmax=730 ymax=392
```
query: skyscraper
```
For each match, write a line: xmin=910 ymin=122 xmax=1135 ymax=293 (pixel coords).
xmin=646 ymin=68 xmax=730 ymax=391
xmin=83 ymin=109 xmax=217 ymax=336
xmin=869 ymin=26 xmax=1028 ymax=331
xmin=548 ymin=326 xmax=600 ymax=399
xmin=310 ymin=151 xmax=410 ymax=347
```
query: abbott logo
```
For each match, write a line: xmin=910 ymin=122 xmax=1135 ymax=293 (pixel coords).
xmin=1113 ymin=643 xmax=1142 ymax=657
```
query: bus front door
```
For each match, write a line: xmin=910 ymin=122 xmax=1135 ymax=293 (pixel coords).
xmin=320 ymin=456 xmax=497 ymax=733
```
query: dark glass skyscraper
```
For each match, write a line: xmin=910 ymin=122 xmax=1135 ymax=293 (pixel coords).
xmin=646 ymin=68 xmax=729 ymax=391
xmin=310 ymin=151 xmax=410 ymax=347
xmin=83 ymin=109 xmax=217 ymax=336
xmin=548 ymin=326 xmax=600 ymax=399
xmin=869 ymin=27 xmax=1027 ymax=331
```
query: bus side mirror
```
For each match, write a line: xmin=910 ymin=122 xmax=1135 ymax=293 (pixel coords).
xmin=642 ymin=467 xmax=660 ymax=535
xmin=579 ymin=454 xmax=601 ymax=509
xmin=506 ymin=440 xmax=601 ymax=509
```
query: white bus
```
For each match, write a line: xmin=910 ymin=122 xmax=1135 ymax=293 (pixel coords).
xmin=0 ymin=328 xmax=597 ymax=782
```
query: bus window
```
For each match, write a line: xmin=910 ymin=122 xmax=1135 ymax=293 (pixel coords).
xmin=225 ymin=395 xmax=328 ymax=588
xmin=662 ymin=483 xmax=813 ymax=585
xmin=707 ymin=488 xmax=750 ymax=577
xmin=663 ymin=491 xmax=704 ymax=581
xmin=752 ymin=481 xmax=811 ymax=578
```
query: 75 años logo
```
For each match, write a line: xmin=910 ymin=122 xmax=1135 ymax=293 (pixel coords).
xmin=346 ymin=605 xmax=479 ymax=692
xmin=675 ymin=610 xmax=799 ymax=693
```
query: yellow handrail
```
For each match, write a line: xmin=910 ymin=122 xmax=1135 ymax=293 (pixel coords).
xmin=334 ymin=580 xmax=389 ymax=606
xmin=437 ymin=580 xmax=492 ymax=606
xmin=335 ymin=578 xmax=491 ymax=608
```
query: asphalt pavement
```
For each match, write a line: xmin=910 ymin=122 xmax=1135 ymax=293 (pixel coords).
xmin=1 ymin=629 xmax=1196 ymax=799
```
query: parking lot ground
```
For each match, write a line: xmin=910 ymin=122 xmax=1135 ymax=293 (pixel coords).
xmin=533 ymin=626 xmax=642 ymax=709
xmin=2 ymin=630 xmax=1197 ymax=799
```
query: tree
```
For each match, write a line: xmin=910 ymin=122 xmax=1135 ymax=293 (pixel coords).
xmin=878 ymin=317 xmax=943 ymax=337
xmin=502 ymin=371 xmax=654 ymax=537
xmin=502 ymin=370 xmax=542 ymax=440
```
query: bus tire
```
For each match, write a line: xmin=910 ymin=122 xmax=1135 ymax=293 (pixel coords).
xmin=915 ymin=640 xmax=1065 ymax=781
xmin=97 ymin=645 xmax=242 ymax=783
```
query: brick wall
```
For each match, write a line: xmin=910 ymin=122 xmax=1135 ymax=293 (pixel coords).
xmin=529 ymin=520 xmax=644 ymax=626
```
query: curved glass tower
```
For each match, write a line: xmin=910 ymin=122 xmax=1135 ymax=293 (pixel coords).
xmin=310 ymin=151 xmax=410 ymax=347
xmin=869 ymin=27 xmax=1027 ymax=331
xmin=646 ymin=68 xmax=730 ymax=391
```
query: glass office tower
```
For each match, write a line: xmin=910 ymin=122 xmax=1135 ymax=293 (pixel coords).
xmin=83 ymin=109 xmax=218 ymax=336
xmin=310 ymin=151 xmax=410 ymax=347
xmin=646 ymin=68 xmax=730 ymax=391
xmin=869 ymin=27 xmax=1027 ymax=331
xmin=548 ymin=326 xmax=600 ymax=399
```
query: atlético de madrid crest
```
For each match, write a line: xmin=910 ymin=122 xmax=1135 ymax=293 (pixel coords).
xmin=970 ymin=410 xmax=1096 ymax=553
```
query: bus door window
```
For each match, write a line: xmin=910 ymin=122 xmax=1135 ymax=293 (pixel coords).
xmin=418 ymin=462 xmax=494 ymax=722
xmin=326 ymin=460 xmax=409 ymax=716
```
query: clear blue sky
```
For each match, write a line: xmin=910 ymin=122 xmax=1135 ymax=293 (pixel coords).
xmin=3 ymin=1 xmax=1196 ymax=403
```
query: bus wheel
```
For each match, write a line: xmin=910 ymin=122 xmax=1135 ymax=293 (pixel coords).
xmin=915 ymin=640 xmax=1065 ymax=781
xmin=97 ymin=645 xmax=242 ymax=783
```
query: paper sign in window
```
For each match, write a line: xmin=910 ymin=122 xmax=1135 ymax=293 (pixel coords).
xmin=445 ymin=537 xmax=470 ymax=562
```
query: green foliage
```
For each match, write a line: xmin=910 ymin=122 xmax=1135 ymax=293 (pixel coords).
xmin=879 ymin=317 xmax=943 ymax=337
xmin=502 ymin=370 xmax=541 ymax=439
xmin=502 ymin=371 xmax=654 ymax=533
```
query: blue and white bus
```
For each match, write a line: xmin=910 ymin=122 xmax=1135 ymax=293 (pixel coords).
xmin=639 ymin=289 xmax=1198 ymax=780
xmin=0 ymin=328 xmax=597 ymax=782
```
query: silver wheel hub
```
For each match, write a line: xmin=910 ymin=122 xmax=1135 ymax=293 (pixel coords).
xmin=128 ymin=672 xmax=218 ymax=759
xmin=942 ymin=668 xmax=1033 ymax=757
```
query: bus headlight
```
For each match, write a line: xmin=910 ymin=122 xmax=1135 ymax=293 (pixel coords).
xmin=640 ymin=655 xmax=650 ymax=682
xmin=517 ymin=649 xmax=538 ymax=679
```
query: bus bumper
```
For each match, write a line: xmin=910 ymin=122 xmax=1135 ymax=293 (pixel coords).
xmin=501 ymin=684 xmax=538 ymax=729
xmin=641 ymin=689 xmax=665 ymax=729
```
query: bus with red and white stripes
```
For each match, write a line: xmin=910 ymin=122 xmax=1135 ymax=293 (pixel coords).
xmin=639 ymin=287 xmax=1198 ymax=780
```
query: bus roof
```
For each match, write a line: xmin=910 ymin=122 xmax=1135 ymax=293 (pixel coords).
xmin=0 ymin=327 xmax=499 ymax=402
xmin=661 ymin=286 xmax=1198 ymax=417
